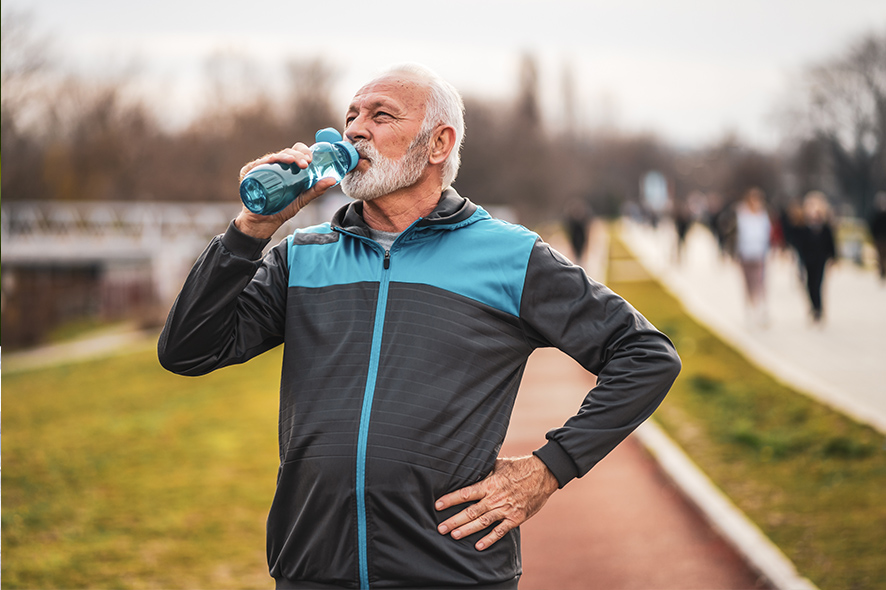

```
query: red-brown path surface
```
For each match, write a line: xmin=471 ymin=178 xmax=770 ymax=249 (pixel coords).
xmin=502 ymin=347 xmax=768 ymax=590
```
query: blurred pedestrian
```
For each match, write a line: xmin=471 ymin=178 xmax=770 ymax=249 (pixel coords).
xmin=708 ymin=193 xmax=735 ymax=259
xmin=564 ymin=200 xmax=592 ymax=263
xmin=794 ymin=191 xmax=837 ymax=323
xmin=673 ymin=200 xmax=692 ymax=264
xmin=734 ymin=187 xmax=772 ymax=327
xmin=869 ymin=191 xmax=886 ymax=282
xmin=780 ymin=200 xmax=807 ymax=283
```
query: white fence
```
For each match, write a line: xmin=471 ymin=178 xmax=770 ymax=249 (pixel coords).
xmin=1 ymin=195 xmax=347 ymax=304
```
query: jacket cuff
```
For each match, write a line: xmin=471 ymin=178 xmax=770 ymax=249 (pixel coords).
xmin=533 ymin=439 xmax=579 ymax=489
xmin=221 ymin=220 xmax=272 ymax=260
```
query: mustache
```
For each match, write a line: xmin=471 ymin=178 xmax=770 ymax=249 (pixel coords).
xmin=351 ymin=139 xmax=378 ymax=162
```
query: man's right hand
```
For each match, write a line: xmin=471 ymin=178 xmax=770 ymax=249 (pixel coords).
xmin=234 ymin=143 xmax=338 ymax=240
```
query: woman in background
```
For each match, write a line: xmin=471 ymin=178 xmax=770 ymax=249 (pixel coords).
xmin=795 ymin=191 xmax=837 ymax=323
xmin=734 ymin=187 xmax=772 ymax=327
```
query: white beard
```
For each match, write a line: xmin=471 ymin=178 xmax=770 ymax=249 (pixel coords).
xmin=341 ymin=134 xmax=430 ymax=202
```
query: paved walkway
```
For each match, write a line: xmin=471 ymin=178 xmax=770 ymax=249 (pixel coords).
xmin=2 ymin=322 xmax=157 ymax=373
xmin=620 ymin=220 xmax=886 ymax=433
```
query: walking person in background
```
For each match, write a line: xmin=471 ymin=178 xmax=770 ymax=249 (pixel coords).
xmin=869 ymin=191 xmax=886 ymax=283
xmin=673 ymin=200 xmax=692 ymax=264
xmin=734 ymin=187 xmax=772 ymax=327
xmin=563 ymin=199 xmax=592 ymax=263
xmin=795 ymin=191 xmax=837 ymax=323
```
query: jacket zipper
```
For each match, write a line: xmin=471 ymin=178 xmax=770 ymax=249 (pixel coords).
xmin=356 ymin=245 xmax=391 ymax=590
xmin=342 ymin=224 xmax=420 ymax=590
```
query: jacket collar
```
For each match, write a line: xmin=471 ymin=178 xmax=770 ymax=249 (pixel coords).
xmin=331 ymin=188 xmax=479 ymax=235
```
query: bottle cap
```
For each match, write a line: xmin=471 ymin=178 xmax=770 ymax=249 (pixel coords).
xmin=335 ymin=141 xmax=360 ymax=172
xmin=315 ymin=128 xmax=343 ymax=143
xmin=313 ymin=128 xmax=358 ymax=172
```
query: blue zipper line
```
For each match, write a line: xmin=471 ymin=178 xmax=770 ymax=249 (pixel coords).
xmin=356 ymin=245 xmax=392 ymax=590
xmin=350 ymin=222 xmax=422 ymax=590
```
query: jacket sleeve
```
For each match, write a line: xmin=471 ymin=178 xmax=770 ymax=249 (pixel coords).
xmin=520 ymin=239 xmax=681 ymax=487
xmin=157 ymin=221 xmax=289 ymax=376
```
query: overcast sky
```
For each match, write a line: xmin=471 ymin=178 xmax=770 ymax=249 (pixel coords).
xmin=5 ymin=0 xmax=886 ymax=149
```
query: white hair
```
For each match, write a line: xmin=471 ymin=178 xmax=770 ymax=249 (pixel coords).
xmin=378 ymin=63 xmax=466 ymax=189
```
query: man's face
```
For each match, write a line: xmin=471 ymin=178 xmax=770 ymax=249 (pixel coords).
xmin=340 ymin=75 xmax=431 ymax=201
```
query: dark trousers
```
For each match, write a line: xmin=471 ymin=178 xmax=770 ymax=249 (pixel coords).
xmin=805 ymin=261 xmax=826 ymax=318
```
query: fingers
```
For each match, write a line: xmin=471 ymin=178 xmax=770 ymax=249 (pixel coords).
xmin=437 ymin=500 xmax=516 ymax=552
xmin=435 ymin=480 xmax=512 ymax=552
xmin=233 ymin=176 xmax=338 ymax=239
xmin=435 ymin=482 xmax=485 ymax=512
xmin=441 ymin=505 xmax=508 ymax=539
xmin=476 ymin=523 xmax=511 ymax=552
xmin=434 ymin=456 xmax=559 ymax=551
xmin=239 ymin=143 xmax=312 ymax=180
xmin=286 ymin=177 xmax=337 ymax=214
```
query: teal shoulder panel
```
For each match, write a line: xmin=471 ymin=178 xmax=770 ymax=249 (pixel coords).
xmin=391 ymin=215 xmax=538 ymax=317
xmin=287 ymin=223 xmax=382 ymax=288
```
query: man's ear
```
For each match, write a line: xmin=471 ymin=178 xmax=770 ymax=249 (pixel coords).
xmin=428 ymin=125 xmax=456 ymax=166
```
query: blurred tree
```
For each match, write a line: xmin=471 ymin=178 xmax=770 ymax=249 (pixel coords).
xmin=170 ymin=55 xmax=339 ymax=202
xmin=516 ymin=53 xmax=542 ymax=130
xmin=458 ymin=54 xmax=556 ymax=225
xmin=456 ymin=97 xmax=511 ymax=205
xmin=3 ymin=9 xmax=163 ymax=202
xmin=795 ymin=28 xmax=886 ymax=216
xmin=1 ymin=10 xmax=53 ymax=131
xmin=787 ymin=138 xmax=836 ymax=200
xmin=42 ymin=79 xmax=160 ymax=201
xmin=284 ymin=58 xmax=340 ymax=136
xmin=1 ymin=9 xmax=54 ymax=201
xmin=584 ymin=133 xmax=675 ymax=218
xmin=504 ymin=53 xmax=552 ymax=223
xmin=712 ymin=138 xmax=783 ymax=205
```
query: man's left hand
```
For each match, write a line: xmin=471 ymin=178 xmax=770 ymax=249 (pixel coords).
xmin=435 ymin=455 xmax=559 ymax=551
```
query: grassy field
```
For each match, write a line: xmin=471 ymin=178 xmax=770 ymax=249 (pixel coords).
xmin=607 ymin=235 xmax=886 ymax=590
xmin=2 ymin=348 xmax=283 ymax=589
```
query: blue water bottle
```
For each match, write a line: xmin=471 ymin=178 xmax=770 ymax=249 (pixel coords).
xmin=239 ymin=128 xmax=359 ymax=215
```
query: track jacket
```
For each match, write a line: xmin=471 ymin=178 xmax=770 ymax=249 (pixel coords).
xmin=158 ymin=189 xmax=681 ymax=589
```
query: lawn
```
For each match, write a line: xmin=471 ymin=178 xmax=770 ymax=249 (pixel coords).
xmin=607 ymin=235 xmax=886 ymax=590
xmin=2 ymin=347 xmax=283 ymax=589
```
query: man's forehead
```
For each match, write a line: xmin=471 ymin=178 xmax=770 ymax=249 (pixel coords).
xmin=347 ymin=74 xmax=427 ymax=112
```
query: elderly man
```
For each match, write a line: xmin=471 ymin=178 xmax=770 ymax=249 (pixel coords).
xmin=158 ymin=64 xmax=680 ymax=589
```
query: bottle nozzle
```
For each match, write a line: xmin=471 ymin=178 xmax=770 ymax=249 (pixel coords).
xmin=315 ymin=128 xmax=343 ymax=143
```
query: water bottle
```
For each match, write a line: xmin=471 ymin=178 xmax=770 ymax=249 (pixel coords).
xmin=239 ymin=128 xmax=359 ymax=215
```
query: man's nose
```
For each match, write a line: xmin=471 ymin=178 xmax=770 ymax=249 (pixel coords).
xmin=345 ymin=114 xmax=369 ymax=143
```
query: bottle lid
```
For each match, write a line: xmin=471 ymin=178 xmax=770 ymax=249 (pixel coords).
xmin=335 ymin=140 xmax=360 ymax=172
xmin=315 ymin=127 xmax=359 ymax=172
xmin=315 ymin=128 xmax=343 ymax=143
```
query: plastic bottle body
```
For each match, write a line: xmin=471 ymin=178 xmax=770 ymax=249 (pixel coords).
xmin=239 ymin=131 xmax=357 ymax=215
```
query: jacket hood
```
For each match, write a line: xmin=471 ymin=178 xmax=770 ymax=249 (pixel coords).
xmin=331 ymin=188 xmax=481 ymax=236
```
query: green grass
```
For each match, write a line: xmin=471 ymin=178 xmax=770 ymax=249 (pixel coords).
xmin=607 ymin=235 xmax=886 ymax=590
xmin=2 ymin=347 xmax=283 ymax=589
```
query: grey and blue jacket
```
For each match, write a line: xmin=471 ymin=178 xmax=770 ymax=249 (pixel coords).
xmin=158 ymin=189 xmax=681 ymax=589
